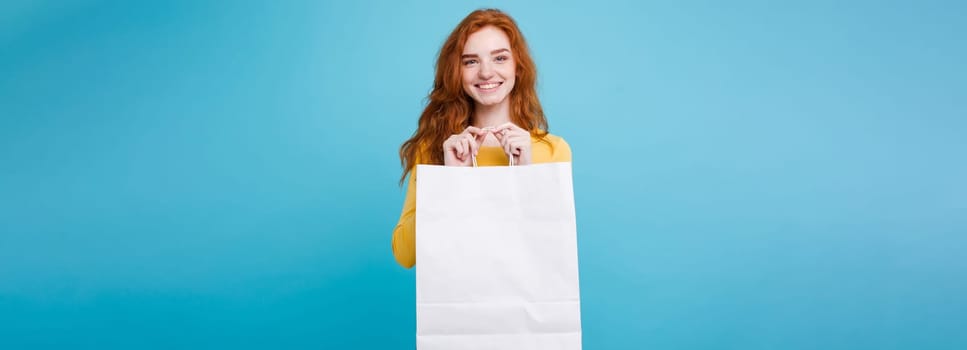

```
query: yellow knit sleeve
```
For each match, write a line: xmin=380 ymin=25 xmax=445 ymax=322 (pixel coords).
xmin=392 ymin=165 xmax=417 ymax=268
xmin=549 ymin=134 xmax=572 ymax=162
xmin=533 ymin=133 xmax=572 ymax=163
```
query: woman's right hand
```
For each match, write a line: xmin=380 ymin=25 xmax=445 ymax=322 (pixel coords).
xmin=443 ymin=126 xmax=490 ymax=166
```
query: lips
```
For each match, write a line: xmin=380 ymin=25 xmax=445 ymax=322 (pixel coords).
xmin=475 ymin=82 xmax=502 ymax=91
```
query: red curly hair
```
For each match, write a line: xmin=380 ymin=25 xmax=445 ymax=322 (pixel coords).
xmin=399 ymin=9 xmax=549 ymax=184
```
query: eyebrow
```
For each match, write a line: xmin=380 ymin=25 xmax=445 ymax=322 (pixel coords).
xmin=461 ymin=48 xmax=511 ymax=59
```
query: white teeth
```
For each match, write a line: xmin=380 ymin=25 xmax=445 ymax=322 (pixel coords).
xmin=479 ymin=83 xmax=499 ymax=89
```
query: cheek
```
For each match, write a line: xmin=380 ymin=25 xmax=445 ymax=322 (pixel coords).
xmin=501 ymin=65 xmax=516 ymax=81
xmin=503 ymin=68 xmax=516 ymax=86
xmin=461 ymin=71 xmax=476 ymax=95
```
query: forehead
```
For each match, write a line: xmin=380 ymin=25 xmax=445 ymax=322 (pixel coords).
xmin=463 ymin=26 xmax=511 ymax=54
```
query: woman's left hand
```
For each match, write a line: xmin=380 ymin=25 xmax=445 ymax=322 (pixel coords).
xmin=492 ymin=122 xmax=532 ymax=165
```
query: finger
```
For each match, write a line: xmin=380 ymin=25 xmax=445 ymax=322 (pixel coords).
xmin=462 ymin=138 xmax=473 ymax=159
xmin=503 ymin=139 xmax=514 ymax=159
xmin=493 ymin=122 xmax=524 ymax=134
xmin=510 ymin=136 xmax=529 ymax=156
xmin=495 ymin=126 xmax=519 ymax=141
xmin=465 ymin=126 xmax=484 ymax=136
xmin=497 ymin=129 xmax=525 ymax=143
xmin=492 ymin=125 xmax=509 ymax=137
xmin=494 ymin=131 xmax=510 ymax=147
xmin=508 ymin=140 xmax=521 ymax=156
xmin=444 ymin=142 xmax=461 ymax=164
xmin=510 ymin=135 xmax=531 ymax=148
xmin=493 ymin=122 xmax=514 ymax=132
xmin=465 ymin=133 xmax=479 ymax=156
xmin=457 ymin=139 xmax=467 ymax=159
xmin=443 ymin=138 xmax=456 ymax=154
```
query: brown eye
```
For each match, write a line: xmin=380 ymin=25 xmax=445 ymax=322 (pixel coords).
xmin=495 ymin=55 xmax=508 ymax=62
xmin=463 ymin=59 xmax=478 ymax=66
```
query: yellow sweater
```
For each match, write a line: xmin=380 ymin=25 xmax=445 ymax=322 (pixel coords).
xmin=391 ymin=133 xmax=572 ymax=268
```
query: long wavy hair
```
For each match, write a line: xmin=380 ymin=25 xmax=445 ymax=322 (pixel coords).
xmin=399 ymin=9 xmax=549 ymax=185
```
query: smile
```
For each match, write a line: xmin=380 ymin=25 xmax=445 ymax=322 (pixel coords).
xmin=475 ymin=82 xmax=502 ymax=90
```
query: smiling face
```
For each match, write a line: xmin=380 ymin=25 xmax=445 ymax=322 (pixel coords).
xmin=461 ymin=26 xmax=516 ymax=108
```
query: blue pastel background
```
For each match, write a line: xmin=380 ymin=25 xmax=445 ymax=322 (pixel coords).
xmin=1 ymin=0 xmax=965 ymax=348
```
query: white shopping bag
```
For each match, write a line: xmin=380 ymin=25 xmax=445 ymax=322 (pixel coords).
xmin=415 ymin=162 xmax=581 ymax=350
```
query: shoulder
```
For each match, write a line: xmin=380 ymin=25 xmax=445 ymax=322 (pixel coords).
xmin=413 ymin=142 xmax=434 ymax=165
xmin=541 ymin=133 xmax=569 ymax=146
xmin=532 ymin=132 xmax=572 ymax=163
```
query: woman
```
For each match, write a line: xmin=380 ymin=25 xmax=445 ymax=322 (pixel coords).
xmin=392 ymin=9 xmax=571 ymax=268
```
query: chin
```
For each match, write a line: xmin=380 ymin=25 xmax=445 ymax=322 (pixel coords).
xmin=476 ymin=95 xmax=509 ymax=106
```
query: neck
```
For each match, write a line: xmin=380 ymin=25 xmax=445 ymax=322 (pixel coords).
xmin=471 ymin=100 xmax=511 ymax=128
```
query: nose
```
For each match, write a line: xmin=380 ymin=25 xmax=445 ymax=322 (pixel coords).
xmin=477 ymin=61 xmax=494 ymax=79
